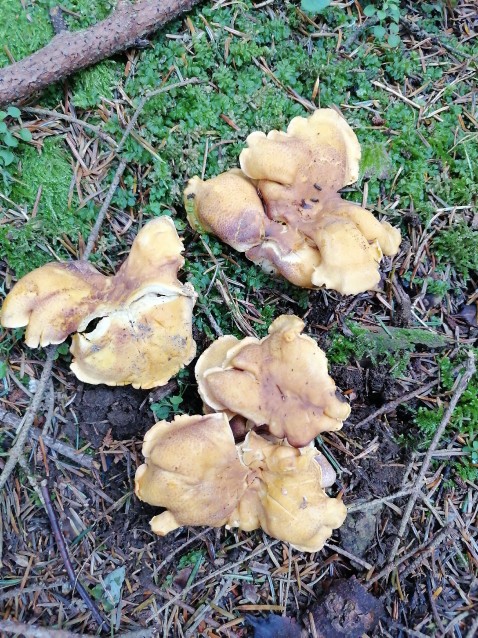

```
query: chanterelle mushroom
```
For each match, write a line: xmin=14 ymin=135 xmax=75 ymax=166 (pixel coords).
xmin=195 ymin=314 xmax=350 ymax=447
xmin=185 ymin=109 xmax=401 ymax=295
xmin=0 ymin=217 xmax=197 ymax=389
xmin=135 ymin=415 xmax=346 ymax=552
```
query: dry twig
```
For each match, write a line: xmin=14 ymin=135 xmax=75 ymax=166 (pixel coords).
xmin=40 ymin=480 xmax=110 ymax=632
xmin=387 ymin=351 xmax=475 ymax=563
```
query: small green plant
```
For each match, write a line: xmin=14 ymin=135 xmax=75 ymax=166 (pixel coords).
xmin=463 ymin=438 xmax=478 ymax=466
xmin=0 ymin=106 xmax=32 ymax=192
xmin=363 ymin=1 xmax=401 ymax=47
xmin=151 ymin=394 xmax=184 ymax=421
xmin=301 ymin=0 xmax=332 ymax=14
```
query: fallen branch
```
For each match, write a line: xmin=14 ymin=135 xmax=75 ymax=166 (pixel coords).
xmin=40 ymin=480 xmax=110 ymax=633
xmin=0 ymin=406 xmax=96 ymax=469
xmin=0 ymin=0 xmax=201 ymax=106
xmin=387 ymin=351 xmax=476 ymax=563
xmin=0 ymin=347 xmax=56 ymax=491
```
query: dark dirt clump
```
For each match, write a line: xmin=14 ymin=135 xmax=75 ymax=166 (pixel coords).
xmin=66 ymin=384 xmax=151 ymax=447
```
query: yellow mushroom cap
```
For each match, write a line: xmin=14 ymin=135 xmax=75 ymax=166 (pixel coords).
xmin=135 ymin=419 xmax=346 ymax=552
xmin=135 ymin=413 xmax=249 ymax=534
xmin=196 ymin=314 xmax=350 ymax=447
xmin=184 ymin=109 xmax=401 ymax=295
xmin=0 ymin=217 xmax=197 ymax=388
xmin=230 ymin=432 xmax=347 ymax=552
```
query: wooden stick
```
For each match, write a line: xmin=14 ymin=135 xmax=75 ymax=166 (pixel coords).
xmin=40 ymin=480 xmax=110 ymax=632
xmin=0 ymin=0 xmax=201 ymax=106
xmin=0 ymin=347 xmax=56 ymax=490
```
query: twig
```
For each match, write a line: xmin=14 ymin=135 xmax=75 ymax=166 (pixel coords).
xmin=399 ymin=16 xmax=474 ymax=60
xmin=367 ymin=524 xmax=453 ymax=586
xmin=389 ymin=622 xmax=430 ymax=638
xmin=199 ymin=303 xmax=224 ymax=336
xmin=0 ymin=406 xmax=95 ymax=469
xmin=387 ymin=352 xmax=475 ymax=563
xmin=0 ymin=579 xmax=69 ymax=602
xmin=148 ymin=540 xmax=279 ymax=621
xmin=354 ymin=379 xmax=439 ymax=428
xmin=40 ymin=480 xmax=110 ymax=632
xmin=342 ymin=16 xmax=378 ymax=50
xmin=82 ymin=158 xmax=128 ymax=260
xmin=21 ymin=107 xmax=117 ymax=147
xmin=347 ymin=486 xmax=416 ymax=512
xmin=0 ymin=619 xmax=93 ymax=637
xmin=465 ymin=613 xmax=478 ymax=638
xmin=0 ymin=347 xmax=56 ymax=491
xmin=426 ymin=576 xmax=445 ymax=635
xmin=324 ymin=542 xmax=373 ymax=570
xmin=82 ymin=78 xmax=198 ymax=260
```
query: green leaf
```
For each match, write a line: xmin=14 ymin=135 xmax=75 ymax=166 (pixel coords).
xmin=387 ymin=33 xmax=401 ymax=47
xmin=0 ymin=122 xmax=7 ymax=134
xmin=390 ymin=6 xmax=401 ymax=20
xmin=0 ymin=149 xmax=15 ymax=166
xmin=377 ymin=9 xmax=387 ymax=19
xmin=373 ymin=24 xmax=387 ymax=39
xmin=19 ymin=128 xmax=32 ymax=142
xmin=6 ymin=106 xmax=21 ymax=119
xmin=0 ymin=361 xmax=7 ymax=379
xmin=169 ymin=395 xmax=183 ymax=410
xmin=389 ymin=22 xmax=400 ymax=34
xmin=301 ymin=0 xmax=332 ymax=14
xmin=92 ymin=566 xmax=125 ymax=612
xmin=3 ymin=131 xmax=18 ymax=147
xmin=0 ymin=111 xmax=7 ymax=121
xmin=363 ymin=5 xmax=376 ymax=17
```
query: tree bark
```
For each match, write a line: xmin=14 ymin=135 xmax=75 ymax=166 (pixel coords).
xmin=0 ymin=0 xmax=202 ymax=107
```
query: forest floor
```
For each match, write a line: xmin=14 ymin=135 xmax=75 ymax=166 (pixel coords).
xmin=0 ymin=1 xmax=477 ymax=637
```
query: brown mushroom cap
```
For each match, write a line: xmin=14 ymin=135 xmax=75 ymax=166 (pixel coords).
xmin=135 ymin=417 xmax=346 ymax=551
xmin=184 ymin=109 xmax=401 ymax=295
xmin=0 ymin=217 xmax=197 ymax=388
xmin=135 ymin=413 xmax=249 ymax=534
xmin=195 ymin=314 xmax=350 ymax=447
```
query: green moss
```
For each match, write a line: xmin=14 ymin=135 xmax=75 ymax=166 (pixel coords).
xmin=328 ymin=322 xmax=447 ymax=375
xmin=415 ymin=354 xmax=478 ymax=482
xmin=72 ymin=60 xmax=120 ymax=108
xmin=433 ymin=222 xmax=478 ymax=279
xmin=0 ymin=0 xmax=54 ymax=67
xmin=1 ymin=138 xmax=89 ymax=277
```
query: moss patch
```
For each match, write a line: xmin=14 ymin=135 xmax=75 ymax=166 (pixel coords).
xmin=1 ymin=138 xmax=88 ymax=276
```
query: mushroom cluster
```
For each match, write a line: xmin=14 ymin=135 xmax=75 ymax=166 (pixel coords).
xmin=185 ymin=109 xmax=401 ymax=295
xmin=135 ymin=412 xmax=347 ymax=553
xmin=0 ymin=217 xmax=197 ymax=389
xmin=196 ymin=314 xmax=350 ymax=447
xmin=135 ymin=315 xmax=349 ymax=551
